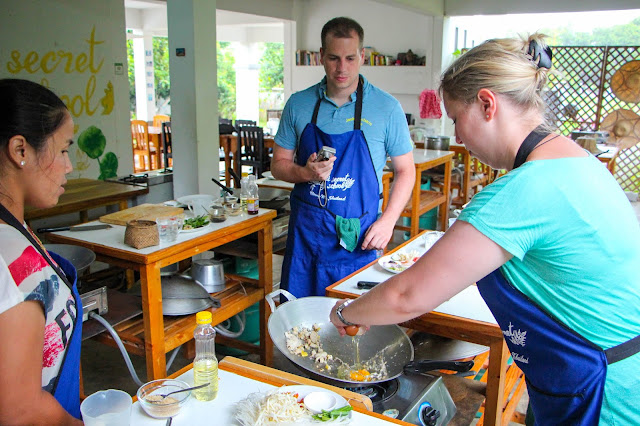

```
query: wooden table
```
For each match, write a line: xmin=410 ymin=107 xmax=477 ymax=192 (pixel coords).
xmin=25 ymin=178 xmax=148 ymax=223
xmin=129 ymin=357 xmax=410 ymax=425
xmin=46 ymin=208 xmax=276 ymax=380
xmin=325 ymin=231 xmax=524 ymax=426
xmin=219 ymin=134 xmax=275 ymax=187
xmin=393 ymin=149 xmax=454 ymax=237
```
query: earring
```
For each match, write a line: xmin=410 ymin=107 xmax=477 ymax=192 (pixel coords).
xmin=486 ymin=115 xmax=490 ymax=120
xmin=20 ymin=160 xmax=26 ymax=166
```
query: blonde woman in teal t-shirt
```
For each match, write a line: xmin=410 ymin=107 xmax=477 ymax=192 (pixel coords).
xmin=329 ymin=33 xmax=640 ymax=425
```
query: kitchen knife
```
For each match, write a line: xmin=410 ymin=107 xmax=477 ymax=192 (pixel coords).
xmin=38 ymin=224 xmax=113 ymax=233
xmin=357 ymin=281 xmax=380 ymax=289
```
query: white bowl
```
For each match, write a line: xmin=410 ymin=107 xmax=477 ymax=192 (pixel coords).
xmin=303 ymin=391 xmax=338 ymax=414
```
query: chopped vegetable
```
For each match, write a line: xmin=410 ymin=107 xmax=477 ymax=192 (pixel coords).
xmin=183 ymin=215 xmax=210 ymax=230
xmin=312 ymin=405 xmax=353 ymax=422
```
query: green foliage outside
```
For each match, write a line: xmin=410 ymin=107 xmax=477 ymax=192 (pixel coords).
xmin=154 ymin=37 xmax=171 ymax=113
xmin=542 ymin=17 xmax=640 ymax=46
xmin=218 ymin=41 xmax=236 ymax=120
xmin=126 ymin=36 xmax=171 ymax=118
xmin=259 ymin=43 xmax=284 ymax=91
xmin=127 ymin=39 xmax=135 ymax=118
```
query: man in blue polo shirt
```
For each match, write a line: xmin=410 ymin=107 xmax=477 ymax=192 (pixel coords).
xmin=271 ymin=16 xmax=415 ymax=297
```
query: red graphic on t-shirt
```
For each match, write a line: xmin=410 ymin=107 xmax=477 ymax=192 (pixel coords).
xmin=43 ymin=321 xmax=64 ymax=368
xmin=8 ymin=245 xmax=48 ymax=286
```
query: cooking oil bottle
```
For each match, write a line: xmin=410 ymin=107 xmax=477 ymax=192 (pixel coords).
xmin=193 ymin=311 xmax=218 ymax=401
xmin=239 ymin=172 xmax=249 ymax=211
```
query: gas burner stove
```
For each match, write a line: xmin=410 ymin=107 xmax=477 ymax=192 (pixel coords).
xmin=276 ymin=355 xmax=456 ymax=425
xmin=344 ymin=373 xmax=454 ymax=424
xmin=120 ymin=173 xmax=149 ymax=185
xmin=349 ymin=379 xmax=398 ymax=407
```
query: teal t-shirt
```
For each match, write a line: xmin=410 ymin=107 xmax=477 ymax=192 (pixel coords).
xmin=458 ymin=155 xmax=640 ymax=424
xmin=274 ymin=74 xmax=413 ymax=192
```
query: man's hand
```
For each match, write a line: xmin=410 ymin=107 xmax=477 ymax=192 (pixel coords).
xmin=361 ymin=216 xmax=395 ymax=250
xmin=305 ymin=152 xmax=337 ymax=182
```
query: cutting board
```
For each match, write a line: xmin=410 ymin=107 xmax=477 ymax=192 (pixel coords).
xmin=99 ymin=204 xmax=184 ymax=226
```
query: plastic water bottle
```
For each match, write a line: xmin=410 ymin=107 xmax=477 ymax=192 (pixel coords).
xmin=193 ymin=311 xmax=218 ymax=401
xmin=239 ymin=173 xmax=249 ymax=212
xmin=247 ymin=174 xmax=259 ymax=215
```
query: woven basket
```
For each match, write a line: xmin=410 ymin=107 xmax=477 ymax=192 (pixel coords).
xmin=124 ymin=220 xmax=159 ymax=249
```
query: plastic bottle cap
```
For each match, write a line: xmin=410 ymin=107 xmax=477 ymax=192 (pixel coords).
xmin=196 ymin=311 xmax=213 ymax=324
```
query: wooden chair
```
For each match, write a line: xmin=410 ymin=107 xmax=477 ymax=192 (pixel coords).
xmin=152 ymin=114 xmax=170 ymax=128
xmin=131 ymin=120 xmax=158 ymax=172
xmin=234 ymin=119 xmax=256 ymax=132
xmin=219 ymin=117 xmax=233 ymax=125
xmin=430 ymin=146 xmax=492 ymax=208
xmin=153 ymin=115 xmax=170 ymax=168
xmin=236 ymin=125 xmax=270 ymax=177
xmin=161 ymin=121 xmax=172 ymax=169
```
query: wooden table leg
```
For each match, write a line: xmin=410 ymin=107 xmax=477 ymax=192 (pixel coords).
xmin=139 ymin=263 xmax=167 ymax=379
xmin=440 ymin=156 xmax=452 ymax=231
xmin=483 ymin=339 xmax=509 ymax=426
xmin=410 ymin=169 xmax=421 ymax=238
xmin=258 ymin=223 xmax=274 ymax=367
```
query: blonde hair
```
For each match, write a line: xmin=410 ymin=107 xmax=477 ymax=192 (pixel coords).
xmin=439 ymin=33 xmax=554 ymax=116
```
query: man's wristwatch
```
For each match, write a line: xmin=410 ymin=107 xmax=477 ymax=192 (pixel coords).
xmin=336 ymin=299 xmax=357 ymax=326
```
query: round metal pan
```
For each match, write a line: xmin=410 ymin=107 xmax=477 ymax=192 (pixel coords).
xmin=267 ymin=290 xmax=414 ymax=388
xmin=44 ymin=244 xmax=95 ymax=275
xmin=160 ymin=274 xmax=220 ymax=316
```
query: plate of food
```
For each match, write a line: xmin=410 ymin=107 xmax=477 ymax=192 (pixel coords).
xmin=262 ymin=171 xmax=275 ymax=180
xmin=378 ymin=250 xmax=421 ymax=274
xmin=235 ymin=385 xmax=352 ymax=425
xmin=180 ymin=214 xmax=211 ymax=233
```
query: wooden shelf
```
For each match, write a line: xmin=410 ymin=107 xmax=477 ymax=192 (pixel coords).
xmin=92 ymin=280 xmax=263 ymax=356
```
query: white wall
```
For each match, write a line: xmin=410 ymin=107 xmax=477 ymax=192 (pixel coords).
xmin=216 ymin=0 xmax=295 ymax=21
xmin=291 ymin=0 xmax=440 ymax=123
xmin=1 ymin=0 xmax=133 ymax=179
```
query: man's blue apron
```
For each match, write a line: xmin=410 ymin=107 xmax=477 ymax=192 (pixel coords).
xmin=0 ymin=204 xmax=83 ymax=419
xmin=281 ymin=79 xmax=379 ymax=297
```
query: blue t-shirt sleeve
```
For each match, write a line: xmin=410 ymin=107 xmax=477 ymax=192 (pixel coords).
xmin=385 ymin=102 xmax=413 ymax=157
xmin=274 ymin=97 xmax=297 ymax=150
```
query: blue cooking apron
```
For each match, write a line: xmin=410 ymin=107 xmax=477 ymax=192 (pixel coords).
xmin=0 ymin=204 xmax=83 ymax=419
xmin=281 ymin=79 xmax=379 ymax=297
xmin=477 ymin=269 xmax=640 ymax=425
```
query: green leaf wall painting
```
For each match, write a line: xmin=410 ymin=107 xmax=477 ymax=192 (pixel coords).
xmin=78 ymin=125 xmax=119 ymax=180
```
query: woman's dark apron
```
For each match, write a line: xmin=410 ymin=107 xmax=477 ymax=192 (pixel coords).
xmin=475 ymin=129 xmax=640 ymax=424
xmin=0 ymin=204 xmax=83 ymax=419
xmin=281 ymin=80 xmax=380 ymax=297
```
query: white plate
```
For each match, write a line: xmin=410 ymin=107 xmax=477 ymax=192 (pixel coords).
xmin=180 ymin=221 xmax=212 ymax=233
xmin=422 ymin=231 xmax=445 ymax=251
xmin=278 ymin=385 xmax=351 ymax=418
xmin=378 ymin=250 xmax=421 ymax=274
xmin=262 ymin=171 xmax=275 ymax=179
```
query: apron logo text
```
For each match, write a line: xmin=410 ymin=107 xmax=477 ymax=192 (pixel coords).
xmin=503 ymin=322 xmax=527 ymax=347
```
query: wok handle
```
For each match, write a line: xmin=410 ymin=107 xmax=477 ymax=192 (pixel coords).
xmin=403 ymin=359 xmax=475 ymax=375
xmin=265 ymin=289 xmax=296 ymax=313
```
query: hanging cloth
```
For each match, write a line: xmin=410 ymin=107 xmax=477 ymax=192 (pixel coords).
xmin=419 ymin=89 xmax=442 ymax=119
xmin=281 ymin=79 xmax=380 ymax=297
xmin=0 ymin=204 xmax=83 ymax=419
